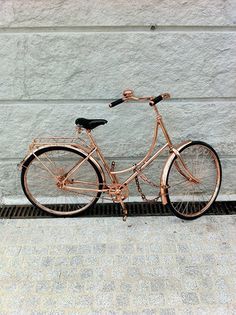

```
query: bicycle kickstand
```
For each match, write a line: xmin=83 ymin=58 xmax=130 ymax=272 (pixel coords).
xmin=119 ymin=199 xmax=128 ymax=222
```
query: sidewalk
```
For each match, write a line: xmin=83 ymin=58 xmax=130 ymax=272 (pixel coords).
xmin=0 ymin=215 xmax=235 ymax=314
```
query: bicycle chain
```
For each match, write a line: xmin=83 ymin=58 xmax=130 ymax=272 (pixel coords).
xmin=134 ymin=168 xmax=160 ymax=203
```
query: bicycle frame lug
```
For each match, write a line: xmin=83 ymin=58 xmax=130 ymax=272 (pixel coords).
xmin=76 ymin=126 xmax=83 ymax=134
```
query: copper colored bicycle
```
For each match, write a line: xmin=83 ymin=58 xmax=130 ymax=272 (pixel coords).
xmin=20 ymin=90 xmax=222 ymax=221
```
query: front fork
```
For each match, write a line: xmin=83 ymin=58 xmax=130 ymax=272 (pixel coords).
xmin=171 ymin=148 xmax=200 ymax=184
xmin=160 ymin=141 xmax=200 ymax=205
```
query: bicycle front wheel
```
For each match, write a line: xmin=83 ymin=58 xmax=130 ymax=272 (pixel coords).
xmin=21 ymin=146 xmax=103 ymax=216
xmin=165 ymin=141 xmax=222 ymax=219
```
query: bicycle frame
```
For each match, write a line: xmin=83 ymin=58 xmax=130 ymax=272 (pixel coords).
xmin=87 ymin=104 xmax=170 ymax=187
xmin=62 ymin=103 xmax=196 ymax=197
xmin=19 ymin=89 xmax=221 ymax=221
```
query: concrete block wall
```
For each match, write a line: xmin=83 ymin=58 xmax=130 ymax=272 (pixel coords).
xmin=0 ymin=1 xmax=235 ymax=203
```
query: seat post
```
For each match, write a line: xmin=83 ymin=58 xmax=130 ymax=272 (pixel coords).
xmin=86 ymin=129 xmax=97 ymax=149
xmin=86 ymin=129 xmax=116 ymax=183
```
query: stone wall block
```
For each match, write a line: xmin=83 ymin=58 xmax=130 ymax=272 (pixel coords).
xmin=0 ymin=35 xmax=25 ymax=99
xmin=0 ymin=33 xmax=235 ymax=100
xmin=0 ymin=102 xmax=235 ymax=159
xmin=6 ymin=0 xmax=236 ymax=27
xmin=0 ymin=0 xmax=14 ymax=27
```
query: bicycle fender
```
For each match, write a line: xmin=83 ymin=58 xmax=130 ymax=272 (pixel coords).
xmin=19 ymin=144 xmax=106 ymax=186
xmin=160 ymin=140 xmax=192 ymax=205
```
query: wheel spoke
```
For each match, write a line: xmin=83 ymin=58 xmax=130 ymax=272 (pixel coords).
xmin=22 ymin=147 xmax=102 ymax=215
xmin=166 ymin=143 xmax=221 ymax=218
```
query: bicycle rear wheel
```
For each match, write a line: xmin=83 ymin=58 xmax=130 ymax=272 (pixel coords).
xmin=21 ymin=146 xmax=103 ymax=216
xmin=165 ymin=141 xmax=222 ymax=219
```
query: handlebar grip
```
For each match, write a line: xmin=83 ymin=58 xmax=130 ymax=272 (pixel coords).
xmin=150 ymin=95 xmax=163 ymax=105
xmin=109 ymin=98 xmax=124 ymax=108
xmin=150 ymin=93 xmax=171 ymax=106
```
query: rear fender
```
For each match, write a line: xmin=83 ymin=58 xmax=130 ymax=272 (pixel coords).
xmin=19 ymin=144 xmax=106 ymax=185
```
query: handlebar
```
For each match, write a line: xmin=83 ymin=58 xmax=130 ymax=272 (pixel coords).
xmin=150 ymin=93 xmax=171 ymax=106
xmin=109 ymin=90 xmax=170 ymax=108
xmin=109 ymin=98 xmax=125 ymax=108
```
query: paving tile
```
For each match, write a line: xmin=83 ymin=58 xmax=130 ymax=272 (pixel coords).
xmin=94 ymin=292 xmax=114 ymax=310
xmin=0 ymin=215 xmax=235 ymax=313
xmin=159 ymin=309 xmax=176 ymax=315
xmin=181 ymin=292 xmax=200 ymax=305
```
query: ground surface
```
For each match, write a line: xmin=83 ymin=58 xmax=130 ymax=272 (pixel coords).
xmin=0 ymin=215 xmax=235 ymax=314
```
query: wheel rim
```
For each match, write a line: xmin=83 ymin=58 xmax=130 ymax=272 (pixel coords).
xmin=23 ymin=147 xmax=102 ymax=215
xmin=167 ymin=143 xmax=221 ymax=218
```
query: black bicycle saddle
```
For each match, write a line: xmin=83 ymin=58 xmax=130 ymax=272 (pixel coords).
xmin=75 ymin=118 xmax=108 ymax=130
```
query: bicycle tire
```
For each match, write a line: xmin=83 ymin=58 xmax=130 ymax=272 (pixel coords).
xmin=21 ymin=146 xmax=103 ymax=216
xmin=164 ymin=141 xmax=222 ymax=220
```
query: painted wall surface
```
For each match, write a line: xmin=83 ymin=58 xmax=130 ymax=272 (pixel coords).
xmin=0 ymin=1 xmax=235 ymax=203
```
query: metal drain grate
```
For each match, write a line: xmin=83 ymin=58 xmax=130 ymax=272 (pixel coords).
xmin=0 ymin=201 xmax=235 ymax=219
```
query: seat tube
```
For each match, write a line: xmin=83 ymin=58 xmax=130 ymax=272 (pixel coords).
xmin=86 ymin=130 xmax=118 ymax=183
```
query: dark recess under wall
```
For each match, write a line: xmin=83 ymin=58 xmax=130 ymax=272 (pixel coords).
xmin=0 ymin=201 xmax=235 ymax=219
